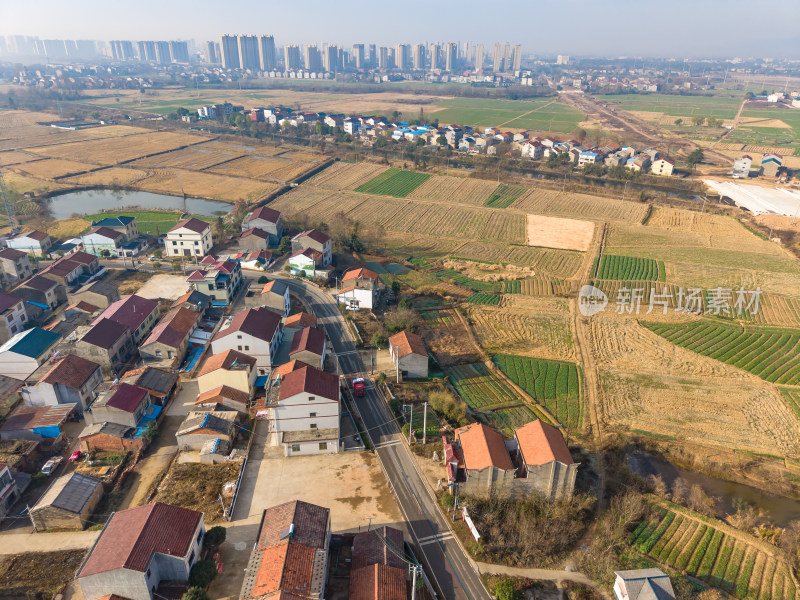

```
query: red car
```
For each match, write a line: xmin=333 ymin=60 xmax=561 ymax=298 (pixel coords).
xmin=69 ymin=451 xmax=82 ymax=462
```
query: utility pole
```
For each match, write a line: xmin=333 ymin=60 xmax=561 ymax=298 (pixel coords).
xmin=408 ymin=403 xmax=413 ymax=444
xmin=422 ymin=402 xmax=428 ymax=445
xmin=452 ymin=483 xmax=458 ymax=521
xmin=27 ymin=505 xmax=37 ymax=532
xmin=410 ymin=565 xmax=419 ymax=600
xmin=394 ymin=346 xmax=400 ymax=383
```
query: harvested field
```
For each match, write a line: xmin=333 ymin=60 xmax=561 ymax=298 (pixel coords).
xmin=136 ymin=168 xmax=275 ymax=202
xmin=61 ymin=166 xmax=149 ymax=187
xmin=308 ymin=161 xmax=388 ymax=190
xmin=419 ymin=308 xmax=483 ymax=367
xmin=0 ymin=150 xmax=40 ymax=167
xmin=0 ymin=550 xmax=86 ymax=599
xmin=210 ymin=155 xmax=316 ymax=181
xmin=526 ymin=214 xmax=594 ymax=251
xmin=47 ymin=217 xmax=90 ymax=238
xmin=30 ymin=131 xmax=207 ymax=165
xmin=407 ymin=175 xmax=499 ymax=205
xmin=511 ymin=189 xmax=649 ymax=223
xmin=452 ymin=242 xmax=583 ymax=277
xmin=151 ymin=461 xmax=241 ymax=523
xmin=0 ymin=170 xmax=68 ymax=196
xmin=130 ymin=143 xmax=242 ymax=170
xmin=8 ymin=158 xmax=95 ymax=180
xmin=648 ymin=207 xmax=758 ymax=238
xmin=466 ymin=300 xmax=575 ymax=360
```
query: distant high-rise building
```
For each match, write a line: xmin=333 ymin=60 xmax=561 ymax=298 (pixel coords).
xmin=556 ymin=54 xmax=570 ymax=65
xmin=445 ymin=42 xmax=457 ymax=72
xmin=205 ymin=41 xmax=219 ymax=64
xmin=284 ymin=44 xmax=301 ymax=70
xmin=353 ymin=44 xmax=365 ymax=69
xmin=110 ymin=40 xmax=135 ymax=61
xmin=511 ymin=44 xmax=522 ymax=71
xmin=492 ymin=43 xmax=503 ymax=71
xmin=430 ymin=44 xmax=441 ymax=70
xmin=170 ymin=40 xmax=190 ymax=63
xmin=502 ymin=43 xmax=511 ymax=72
xmin=395 ymin=44 xmax=411 ymax=70
xmin=259 ymin=35 xmax=276 ymax=71
xmin=138 ymin=41 xmax=156 ymax=62
xmin=368 ymin=44 xmax=376 ymax=67
xmin=155 ymin=41 xmax=171 ymax=65
xmin=304 ymin=45 xmax=322 ymax=72
xmin=43 ymin=40 xmax=67 ymax=59
xmin=323 ymin=45 xmax=339 ymax=73
xmin=378 ymin=46 xmax=389 ymax=69
xmin=220 ymin=35 xmax=240 ymax=69
xmin=474 ymin=43 xmax=484 ymax=70
xmin=412 ymin=43 xmax=425 ymax=70
xmin=74 ymin=40 xmax=98 ymax=59
xmin=238 ymin=35 xmax=259 ymax=70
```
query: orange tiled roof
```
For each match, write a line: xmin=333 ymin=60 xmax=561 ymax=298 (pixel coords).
xmin=455 ymin=423 xmax=513 ymax=472
xmin=515 ymin=419 xmax=574 ymax=466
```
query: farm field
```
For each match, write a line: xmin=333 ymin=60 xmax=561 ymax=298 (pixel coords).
xmin=210 ymin=155 xmax=316 ymax=181
xmin=594 ymin=254 xmax=664 ymax=281
xmin=493 ymin=354 xmax=582 ymax=429
xmin=355 ymin=168 xmax=431 ymax=197
xmin=80 ymin=210 xmax=214 ymax=236
xmin=465 ymin=292 xmax=501 ymax=305
xmin=60 ymin=166 xmax=149 ymax=188
xmin=629 ymin=502 xmax=796 ymax=600
xmin=308 ymin=161 xmax=389 ymax=190
xmin=0 ymin=150 xmax=41 ymax=167
xmin=7 ymin=158 xmax=95 ymax=180
xmin=644 ymin=321 xmax=800 ymax=386
xmin=419 ymin=308 xmax=483 ymax=367
xmin=598 ymin=93 xmax=742 ymax=120
xmin=408 ymin=175 xmax=499 ymax=205
xmin=527 ymin=214 xmax=594 ymax=252
xmin=130 ymin=143 xmax=242 ymax=171
xmin=447 ymin=362 xmax=550 ymax=433
xmin=451 ymin=242 xmax=583 ymax=277
xmin=511 ymin=189 xmax=649 ymax=223
xmin=135 ymin=168 xmax=276 ymax=202
xmin=485 ymin=184 xmax=526 ymax=208
xmin=430 ymin=98 xmax=585 ymax=131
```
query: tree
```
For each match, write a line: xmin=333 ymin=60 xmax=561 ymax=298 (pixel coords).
xmin=370 ymin=334 xmax=388 ymax=349
xmin=691 ymin=116 xmax=705 ymax=127
xmin=142 ymin=422 xmax=159 ymax=443
xmin=189 ymin=560 xmax=218 ymax=588
xmin=204 ymin=526 xmax=227 ymax=548
xmin=672 ymin=477 xmax=688 ymax=504
xmin=182 ymin=588 xmax=210 ymax=600
xmin=258 ymin=276 xmax=269 ymax=284
xmin=100 ymin=249 xmax=111 ymax=258
xmin=277 ymin=236 xmax=292 ymax=255
xmin=494 ymin=579 xmax=518 ymax=600
xmin=152 ymin=261 xmax=161 ymax=269
xmin=172 ymin=261 xmax=183 ymax=272
xmin=687 ymin=148 xmax=704 ymax=170
xmin=153 ymin=249 xmax=162 ymax=258
xmin=436 ymin=135 xmax=447 ymax=146
xmin=391 ymin=281 xmax=402 ymax=296
xmin=707 ymin=117 xmax=718 ymax=128
xmin=745 ymin=91 xmax=754 ymax=100
xmin=674 ymin=118 xmax=683 ymax=126
xmin=90 ymin=111 xmax=101 ymax=119
xmin=428 ymin=390 xmax=466 ymax=425
xmin=398 ymin=297 xmax=412 ymax=310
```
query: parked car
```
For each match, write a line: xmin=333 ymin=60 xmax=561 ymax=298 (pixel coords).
xmin=41 ymin=456 xmax=63 ymax=476
xmin=69 ymin=451 xmax=82 ymax=462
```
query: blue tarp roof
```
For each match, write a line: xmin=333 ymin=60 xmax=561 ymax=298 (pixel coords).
xmin=255 ymin=375 xmax=269 ymax=387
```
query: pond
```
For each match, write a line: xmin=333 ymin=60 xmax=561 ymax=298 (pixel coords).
xmin=629 ymin=452 xmax=800 ymax=527
xmin=46 ymin=189 xmax=231 ymax=220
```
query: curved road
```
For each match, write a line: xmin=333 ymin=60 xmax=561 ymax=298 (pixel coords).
xmin=273 ymin=274 xmax=489 ymax=600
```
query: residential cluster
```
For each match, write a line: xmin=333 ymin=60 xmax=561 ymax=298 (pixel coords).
xmin=731 ymin=152 xmax=791 ymax=182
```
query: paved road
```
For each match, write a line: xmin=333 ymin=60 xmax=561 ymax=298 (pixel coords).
xmin=275 ymin=275 xmax=489 ymax=600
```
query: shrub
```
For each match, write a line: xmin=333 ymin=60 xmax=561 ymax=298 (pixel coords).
xmin=182 ymin=588 xmax=210 ymax=600
xmin=152 ymin=261 xmax=161 ymax=269
xmin=370 ymin=334 xmax=388 ymax=349
xmin=398 ymin=297 xmax=412 ymax=310
xmin=385 ymin=308 xmax=418 ymax=334
xmin=258 ymin=275 xmax=268 ymax=284
xmin=189 ymin=560 xmax=217 ymax=588
xmin=429 ymin=390 xmax=466 ymax=425
xmin=153 ymin=249 xmax=162 ymax=258
xmin=440 ymin=491 xmax=454 ymax=508
xmin=204 ymin=526 xmax=227 ymax=548
xmin=495 ymin=580 xmax=518 ymax=600
xmin=172 ymin=262 xmax=182 ymax=272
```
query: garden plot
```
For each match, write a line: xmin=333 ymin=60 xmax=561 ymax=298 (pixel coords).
xmin=355 ymin=168 xmax=431 ymax=197
xmin=419 ymin=308 xmax=483 ymax=367
xmin=526 ymin=214 xmax=594 ymax=251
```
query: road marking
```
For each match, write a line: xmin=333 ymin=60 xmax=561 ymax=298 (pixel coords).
xmin=374 ymin=440 xmax=401 ymax=448
xmin=419 ymin=533 xmax=454 ymax=546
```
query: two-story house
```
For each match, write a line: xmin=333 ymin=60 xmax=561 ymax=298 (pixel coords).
xmin=0 ymin=248 xmax=33 ymax=284
xmin=291 ymin=229 xmax=332 ymax=267
xmin=21 ymin=354 xmax=103 ymax=413
xmin=86 ymin=383 xmax=151 ymax=428
xmin=74 ymin=318 xmax=134 ymax=376
xmin=0 ymin=290 xmax=28 ymax=343
xmin=186 ymin=258 xmax=243 ymax=304
xmin=97 ymin=295 xmax=160 ymax=345
xmin=261 ymin=280 xmax=290 ymax=317
xmin=210 ymin=307 xmax=282 ymax=372
xmin=166 ymin=218 xmax=213 ymax=258
xmin=6 ymin=230 xmax=53 ymax=257
xmin=90 ymin=215 xmax=139 ymax=242
xmin=515 ymin=419 xmax=578 ymax=501
xmin=335 ymin=267 xmax=380 ymax=311
xmin=77 ymin=503 xmax=205 ymax=600
xmin=81 ymin=227 xmax=124 ymax=257
xmin=0 ymin=327 xmax=61 ymax=380
xmin=14 ymin=274 xmax=64 ymax=310
xmin=197 ymin=349 xmax=257 ymax=397
xmin=139 ymin=306 xmax=200 ymax=368
xmin=40 ymin=251 xmax=100 ymax=288
xmin=241 ymin=206 xmax=283 ymax=246
xmin=0 ymin=462 xmax=20 ymax=521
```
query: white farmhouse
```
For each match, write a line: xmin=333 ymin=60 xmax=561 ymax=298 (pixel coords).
xmin=335 ymin=267 xmax=380 ymax=311
xmin=210 ymin=307 xmax=283 ymax=373
xmin=166 ymin=218 xmax=213 ymax=258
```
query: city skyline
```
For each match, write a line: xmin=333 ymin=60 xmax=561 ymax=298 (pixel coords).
xmin=0 ymin=0 xmax=799 ymax=58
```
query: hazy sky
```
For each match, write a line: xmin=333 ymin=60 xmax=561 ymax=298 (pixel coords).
xmin=1 ymin=0 xmax=798 ymax=58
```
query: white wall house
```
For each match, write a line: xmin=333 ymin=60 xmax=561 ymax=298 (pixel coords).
xmin=210 ymin=307 xmax=282 ymax=372
xmin=6 ymin=231 xmax=53 ymax=257
xmin=166 ymin=218 xmax=213 ymax=258
xmin=335 ymin=267 xmax=379 ymax=311
xmin=82 ymin=227 xmax=124 ymax=257
xmin=0 ymin=328 xmax=61 ymax=380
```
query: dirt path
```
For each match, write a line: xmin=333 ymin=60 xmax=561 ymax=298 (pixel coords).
xmin=476 ymin=562 xmax=610 ymax=597
xmin=496 ymin=100 xmax=556 ymax=128
xmin=711 ymin=98 xmax=747 ymax=149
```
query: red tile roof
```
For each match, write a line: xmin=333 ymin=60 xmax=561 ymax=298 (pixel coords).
xmin=69 ymin=301 xmax=100 ymax=314
xmin=195 ymin=385 xmax=249 ymax=407
xmin=388 ymin=331 xmax=426 ymax=358
xmin=0 ymin=403 xmax=74 ymax=432
xmin=250 ymin=543 xmax=317 ymax=600
xmin=295 ymin=229 xmax=330 ymax=245
xmin=67 ymin=251 xmax=98 ymax=265
xmin=515 ymin=419 xmax=574 ymax=466
xmin=18 ymin=230 xmax=49 ymax=242
xmin=106 ymin=383 xmax=148 ymax=413
xmin=169 ymin=217 xmax=209 ymax=234
xmin=81 ymin=318 xmax=129 ymax=349
xmin=278 ymin=365 xmax=338 ymax=402
xmin=284 ymin=313 xmax=317 ymax=329
xmin=352 ymin=527 xmax=405 ymax=570
xmin=242 ymin=228 xmax=269 ymax=240
xmin=342 ymin=267 xmax=379 ymax=282
xmin=21 ymin=274 xmax=57 ymax=292
xmin=186 ymin=269 xmax=207 ymax=282
xmin=142 ymin=307 xmax=199 ymax=349
xmin=289 ymin=327 xmax=325 ymax=358
xmin=99 ymin=295 xmax=159 ymax=333
xmin=248 ymin=206 xmax=281 ymax=224
xmin=273 ymin=359 xmax=304 ymax=378
xmin=87 ymin=226 xmax=123 ymax=240
xmin=213 ymin=307 xmax=281 ymax=344
xmin=0 ymin=291 xmax=20 ymax=313
xmin=349 ymin=563 xmax=406 ymax=600
xmin=198 ymin=349 xmax=256 ymax=377
xmin=79 ymin=503 xmax=202 ymax=577
xmin=455 ymin=423 xmax=513 ymax=472
xmin=41 ymin=354 xmax=101 ymax=389
xmin=257 ymin=500 xmax=329 ymax=550
xmin=0 ymin=248 xmax=27 ymax=260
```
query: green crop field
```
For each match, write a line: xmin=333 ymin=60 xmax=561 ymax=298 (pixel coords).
xmin=645 ymin=321 xmax=800 ymax=385
xmin=355 ymin=168 xmax=430 ymax=197
xmin=594 ymin=254 xmax=665 ymax=281
xmin=629 ymin=504 xmax=796 ymax=599
xmin=431 ymin=98 xmax=585 ymax=131
xmin=492 ymin=354 xmax=582 ymax=429
xmin=447 ymin=363 xmax=551 ymax=432
xmin=598 ymin=93 xmax=742 ymax=120
xmin=433 ymin=269 xmax=501 ymax=292
xmin=779 ymin=388 xmax=800 ymax=420
xmin=465 ymin=292 xmax=501 ymax=305
xmin=80 ymin=210 xmax=215 ymax=236
xmin=485 ymin=184 xmax=526 ymax=208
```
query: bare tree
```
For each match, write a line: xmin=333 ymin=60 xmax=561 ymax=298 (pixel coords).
xmin=648 ymin=474 xmax=668 ymax=498
xmin=671 ymin=477 xmax=688 ymax=504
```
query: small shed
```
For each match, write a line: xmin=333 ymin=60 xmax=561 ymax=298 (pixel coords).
xmin=0 ymin=404 xmax=76 ymax=441
xmin=388 ymin=331 xmax=428 ymax=379
xmin=30 ymin=472 xmax=103 ymax=530
xmin=79 ymin=421 xmax=142 ymax=453
xmin=176 ymin=410 xmax=238 ymax=451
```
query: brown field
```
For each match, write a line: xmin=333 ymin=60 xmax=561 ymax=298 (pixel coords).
xmin=8 ymin=158 xmax=95 ymax=180
xmin=61 ymin=166 xmax=149 ymax=187
xmin=46 ymin=217 xmax=91 ymax=238
xmin=130 ymin=143 xmax=242 ymax=170
xmin=308 ymin=162 xmax=389 ymax=190
xmin=1 ymin=171 xmax=68 ymax=195
xmin=526 ymin=214 xmax=594 ymax=251
xmin=511 ymin=189 xmax=649 ymax=223
xmin=408 ymin=175 xmax=499 ymax=205
xmin=210 ymin=155 xmax=317 ymax=181
xmin=452 ymin=241 xmax=583 ymax=277
xmin=30 ymin=131 xmax=209 ymax=165
xmin=419 ymin=308 xmax=483 ymax=367
xmin=136 ymin=168 xmax=276 ymax=202
xmin=0 ymin=151 xmax=41 ymax=167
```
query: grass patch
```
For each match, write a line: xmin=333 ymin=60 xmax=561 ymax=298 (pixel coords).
xmin=82 ymin=210 xmax=214 ymax=236
xmin=485 ymin=184 xmax=526 ymax=208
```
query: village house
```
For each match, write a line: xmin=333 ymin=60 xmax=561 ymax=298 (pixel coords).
xmin=172 ymin=289 xmax=212 ymax=315
xmin=6 ymin=230 xmax=53 ymax=257
xmin=14 ymin=274 xmax=64 ymax=310
xmin=0 ymin=403 xmax=75 ymax=442
xmin=238 ymin=249 xmax=273 ymax=271
xmin=761 ymin=153 xmax=782 ymax=178
xmin=0 ymin=463 xmax=21 ymax=521
xmin=239 ymin=500 xmax=331 ymax=600
xmin=211 ymin=307 xmax=283 ymax=371
xmin=0 ymin=327 xmax=61 ymax=380
xmin=197 ymin=349 xmax=257 ymax=396
xmin=89 ymin=215 xmax=139 ymax=241
xmin=79 ymin=421 xmax=143 ymax=453
xmin=288 ymin=247 xmax=326 ymax=278
xmin=627 ymin=154 xmax=651 ymax=172
xmin=77 ymin=502 xmax=205 ymax=600
xmin=166 ymin=217 xmax=213 ymax=258
xmin=0 ymin=290 xmax=28 ymax=343
xmin=445 ymin=423 xmax=517 ymax=498
xmin=285 ymin=312 xmax=318 ymax=329
xmin=239 ymin=228 xmax=270 ymax=252
xmin=40 ymin=251 xmax=100 ymax=288
xmin=97 ymin=295 xmax=160 ymax=345
xmin=335 ymin=267 xmax=380 ymax=311
xmin=288 ymin=326 xmax=326 ymax=369
xmin=68 ymin=280 xmax=121 ymax=309
xmin=270 ymin=364 xmax=340 ymax=456
xmin=139 ymin=306 xmax=200 ymax=368
xmin=241 ymin=206 xmax=283 ymax=246
xmin=21 ymin=354 xmax=103 ymax=413
xmin=81 ymin=227 xmax=124 ymax=257
xmin=194 ymin=384 xmax=250 ymax=414
xmin=187 ymin=257 xmax=244 ymax=304
xmin=0 ymin=248 xmax=33 ymax=284
xmin=388 ymin=331 xmax=428 ymax=379
xmin=613 ymin=569 xmax=675 ymax=600
xmin=86 ymin=383 xmax=151 ymax=428
xmin=650 ymin=158 xmax=675 ymax=176
xmin=260 ymin=280 xmax=291 ymax=317
xmin=73 ymin=318 xmax=133 ymax=376
xmin=515 ymin=420 xmax=578 ymax=500
xmin=291 ymin=229 xmax=332 ymax=267
xmin=732 ymin=155 xmax=753 ymax=179
xmin=176 ymin=410 xmax=238 ymax=452
xmin=350 ymin=526 xmax=408 ymax=600
xmin=120 ymin=366 xmax=179 ymax=407
xmin=30 ymin=472 xmax=103 ymax=530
